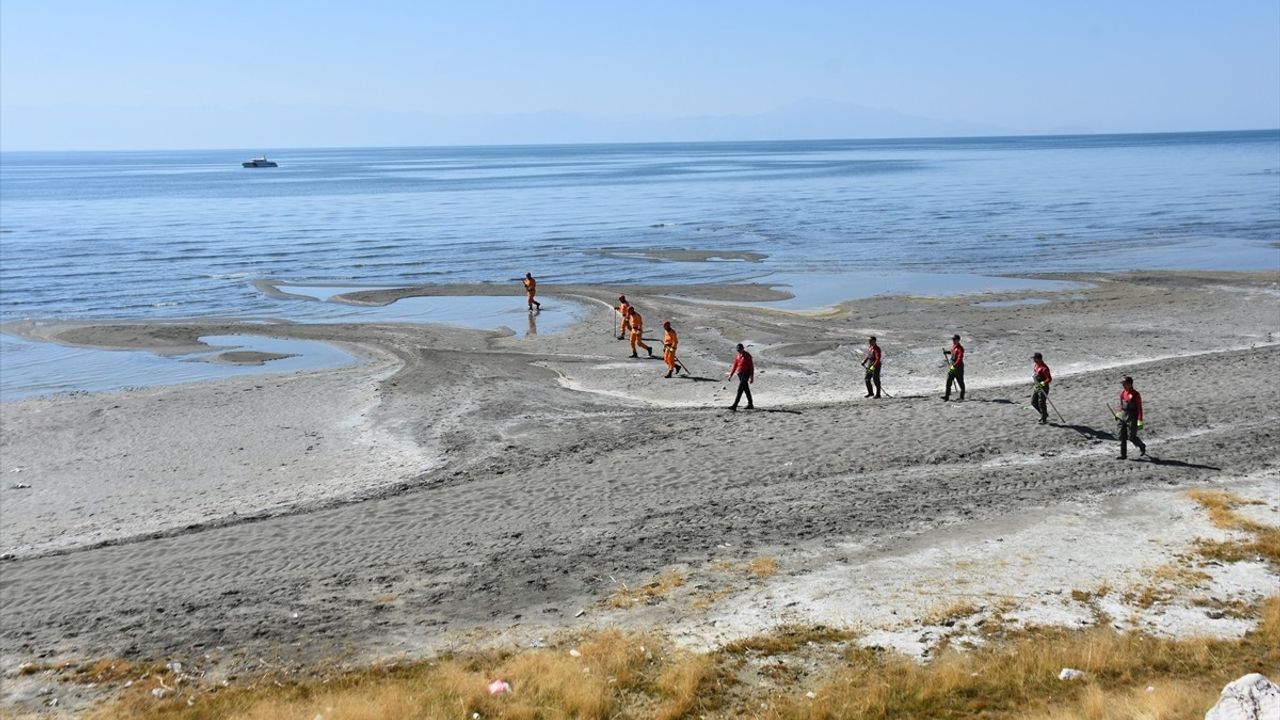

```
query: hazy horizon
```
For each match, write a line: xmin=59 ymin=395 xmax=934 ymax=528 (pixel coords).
xmin=2 ymin=120 xmax=1277 ymax=156
xmin=3 ymin=1 xmax=1278 ymax=152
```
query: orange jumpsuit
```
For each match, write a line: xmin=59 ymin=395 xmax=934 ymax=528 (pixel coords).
xmin=629 ymin=311 xmax=651 ymax=355
xmin=617 ymin=300 xmax=633 ymax=336
xmin=522 ymin=276 xmax=538 ymax=308
xmin=663 ymin=328 xmax=678 ymax=373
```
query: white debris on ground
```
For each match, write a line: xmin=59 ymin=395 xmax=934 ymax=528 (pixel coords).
xmin=1204 ymin=673 xmax=1280 ymax=720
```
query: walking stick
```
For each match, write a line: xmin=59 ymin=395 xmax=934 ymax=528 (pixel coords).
xmin=672 ymin=352 xmax=691 ymax=376
xmin=1045 ymin=391 xmax=1066 ymax=424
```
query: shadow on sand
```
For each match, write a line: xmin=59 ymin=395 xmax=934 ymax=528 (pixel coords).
xmin=1139 ymin=456 xmax=1223 ymax=471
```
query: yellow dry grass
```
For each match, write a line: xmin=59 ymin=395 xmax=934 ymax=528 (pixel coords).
xmin=759 ymin=596 xmax=1279 ymax=720
xmin=1183 ymin=490 xmax=1265 ymax=531
xmin=922 ymin=599 xmax=983 ymax=626
xmin=745 ymin=556 xmax=780 ymax=578
xmin=78 ymin=596 xmax=1280 ymax=720
xmin=1185 ymin=489 xmax=1280 ymax=568
xmin=606 ymin=569 xmax=688 ymax=609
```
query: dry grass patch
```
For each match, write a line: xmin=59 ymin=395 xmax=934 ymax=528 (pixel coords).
xmin=760 ymin=595 xmax=1280 ymax=720
xmin=922 ymin=599 xmax=983 ymax=626
xmin=1071 ymin=583 xmax=1111 ymax=604
xmin=1124 ymin=563 xmax=1210 ymax=609
xmin=690 ymin=586 xmax=740 ymax=611
xmin=1185 ymin=489 xmax=1280 ymax=568
xmin=88 ymin=630 xmax=726 ymax=720
xmin=606 ymin=569 xmax=688 ymax=609
xmin=745 ymin=556 xmax=780 ymax=579
xmin=1184 ymin=489 xmax=1265 ymax=531
xmin=84 ymin=597 xmax=1280 ymax=719
xmin=722 ymin=625 xmax=857 ymax=657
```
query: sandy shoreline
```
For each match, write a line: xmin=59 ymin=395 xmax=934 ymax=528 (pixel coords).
xmin=1 ymin=270 xmax=1277 ymax=711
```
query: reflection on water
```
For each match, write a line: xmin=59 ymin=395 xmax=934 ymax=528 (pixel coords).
xmin=276 ymin=284 xmax=583 ymax=334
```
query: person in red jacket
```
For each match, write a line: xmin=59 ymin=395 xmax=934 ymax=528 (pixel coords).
xmin=1116 ymin=375 xmax=1147 ymax=459
xmin=942 ymin=334 xmax=965 ymax=401
xmin=863 ymin=336 xmax=883 ymax=399
xmin=727 ymin=343 xmax=755 ymax=411
xmin=1030 ymin=352 xmax=1052 ymax=424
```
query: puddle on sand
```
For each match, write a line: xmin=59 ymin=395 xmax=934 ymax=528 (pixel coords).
xmin=1 ymin=333 xmax=357 ymax=401
xmin=272 ymin=284 xmax=584 ymax=335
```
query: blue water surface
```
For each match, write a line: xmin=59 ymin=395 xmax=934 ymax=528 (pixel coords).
xmin=3 ymin=131 xmax=1277 ymax=325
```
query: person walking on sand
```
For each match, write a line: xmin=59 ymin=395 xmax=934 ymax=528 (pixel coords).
xmin=1030 ymin=352 xmax=1052 ymax=424
xmin=942 ymin=334 xmax=966 ymax=401
xmin=863 ymin=336 xmax=883 ymax=398
xmin=615 ymin=295 xmax=633 ymax=340
xmin=662 ymin=320 xmax=684 ymax=378
xmin=628 ymin=308 xmax=653 ymax=358
xmin=522 ymin=272 xmax=541 ymax=312
xmin=1114 ymin=375 xmax=1147 ymax=460
xmin=727 ymin=343 xmax=755 ymax=410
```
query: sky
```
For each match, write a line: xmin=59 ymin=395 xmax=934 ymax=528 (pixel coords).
xmin=2 ymin=1 xmax=1278 ymax=150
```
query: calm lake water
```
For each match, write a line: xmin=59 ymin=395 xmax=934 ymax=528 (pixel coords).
xmin=2 ymin=131 xmax=1277 ymax=323
xmin=1 ymin=131 xmax=1277 ymax=397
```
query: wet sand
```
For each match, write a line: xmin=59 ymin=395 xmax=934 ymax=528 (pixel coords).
xmin=0 ymin=271 xmax=1277 ymax=707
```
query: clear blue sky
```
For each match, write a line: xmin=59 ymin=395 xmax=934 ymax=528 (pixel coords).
xmin=2 ymin=0 xmax=1277 ymax=150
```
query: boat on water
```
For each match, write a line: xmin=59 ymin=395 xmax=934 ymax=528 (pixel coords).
xmin=242 ymin=156 xmax=278 ymax=168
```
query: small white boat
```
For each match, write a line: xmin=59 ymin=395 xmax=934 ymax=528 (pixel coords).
xmin=242 ymin=156 xmax=278 ymax=168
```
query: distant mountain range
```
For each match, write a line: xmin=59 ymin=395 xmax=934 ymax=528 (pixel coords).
xmin=4 ymin=99 xmax=1025 ymax=151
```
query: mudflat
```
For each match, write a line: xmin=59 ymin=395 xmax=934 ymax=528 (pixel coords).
xmin=0 ymin=271 xmax=1277 ymax=690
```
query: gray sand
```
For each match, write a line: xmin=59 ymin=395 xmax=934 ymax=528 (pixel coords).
xmin=0 ymin=271 xmax=1277 ymax=700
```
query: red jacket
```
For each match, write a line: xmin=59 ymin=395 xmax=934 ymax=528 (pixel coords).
xmin=1120 ymin=388 xmax=1143 ymax=421
xmin=866 ymin=344 xmax=883 ymax=369
xmin=1033 ymin=361 xmax=1052 ymax=386
xmin=729 ymin=351 xmax=755 ymax=382
xmin=950 ymin=342 xmax=965 ymax=366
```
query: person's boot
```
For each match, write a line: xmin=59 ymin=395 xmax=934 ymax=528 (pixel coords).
xmin=664 ymin=372 xmax=673 ymax=379
xmin=630 ymin=352 xmax=638 ymax=358
xmin=647 ymin=348 xmax=654 ymax=358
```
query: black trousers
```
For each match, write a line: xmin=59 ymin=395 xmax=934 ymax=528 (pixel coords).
xmin=1118 ymin=417 xmax=1146 ymax=458
xmin=732 ymin=373 xmax=754 ymax=408
xmin=1031 ymin=386 xmax=1049 ymax=421
xmin=865 ymin=365 xmax=881 ymax=396
xmin=945 ymin=364 xmax=966 ymax=398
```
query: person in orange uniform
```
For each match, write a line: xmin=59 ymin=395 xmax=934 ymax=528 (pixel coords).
xmin=661 ymin=320 xmax=683 ymax=378
xmin=628 ymin=308 xmax=653 ymax=358
xmin=1115 ymin=375 xmax=1147 ymax=460
xmin=615 ymin=295 xmax=633 ymax=340
xmin=727 ymin=343 xmax=755 ymax=410
xmin=942 ymin=334 xmax=965 ymax=401
xmin=863 ymin=336 xmax=883 ymax=398
xmin=1030 ymin=352 xmax=1052 ymax=424
xmin=522 ymin=272 xmax=541 ymax=312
